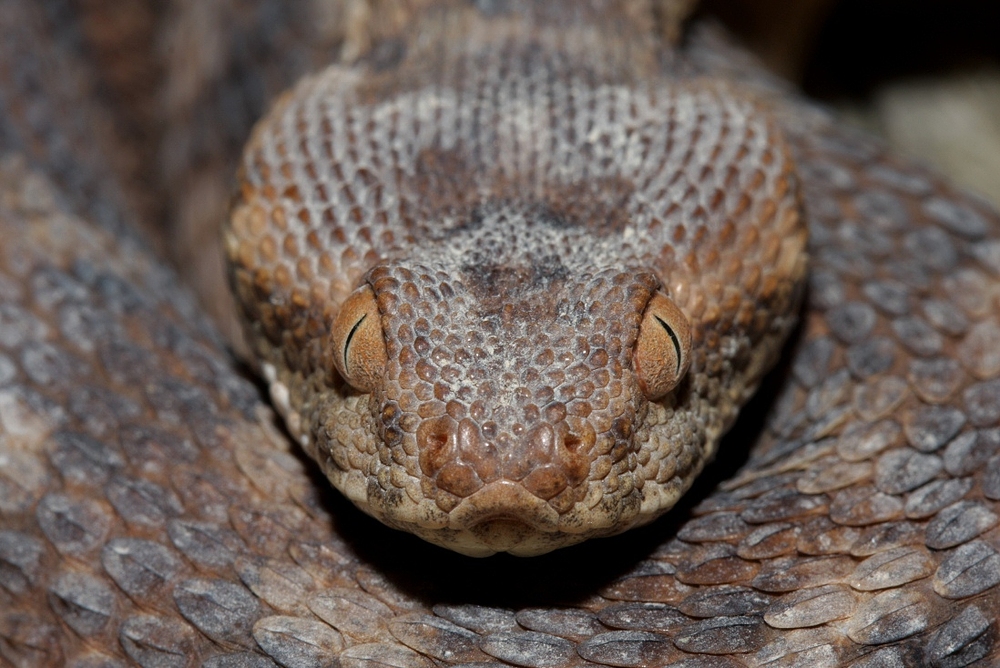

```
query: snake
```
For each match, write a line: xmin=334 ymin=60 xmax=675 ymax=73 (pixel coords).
xmin=1 ymin=0 xmax=999 ymax=666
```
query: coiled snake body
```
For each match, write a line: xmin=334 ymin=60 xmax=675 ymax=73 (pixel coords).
xmin=1 ymin=1 xmax=999 ymax=666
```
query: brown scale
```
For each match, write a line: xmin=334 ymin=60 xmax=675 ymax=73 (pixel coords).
xmin=226 ymin=3 xmax=805 ymax=556
xmin=2 ymin=0 xmax=1000 ymax=666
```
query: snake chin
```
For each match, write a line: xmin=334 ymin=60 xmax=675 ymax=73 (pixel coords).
xmin=420 ymin=520 xmax=598 ymax=558
xmin=467 ymin=519 xmax=539 ymax=555
xmin=392 ymin=467 xmax=700 ymax=558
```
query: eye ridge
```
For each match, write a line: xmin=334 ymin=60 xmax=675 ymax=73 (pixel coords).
xmin=344 ymin=313 xmax=368 ymax=371
xmin=654 ymin=315 xmax=683 ymax=374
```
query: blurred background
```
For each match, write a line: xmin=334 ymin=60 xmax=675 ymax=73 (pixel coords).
xmin=698 ymin=0 xmax=1000 ymax=208
xmin=77 ymin=0 xmax=998 ymax=342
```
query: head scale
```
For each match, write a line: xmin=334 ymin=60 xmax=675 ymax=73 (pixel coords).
xmin=225 ymin=26 xmax=807 ymax=555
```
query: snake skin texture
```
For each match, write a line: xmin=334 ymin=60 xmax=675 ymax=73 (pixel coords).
xmin=224 ymin=3 xmax=807 ymax=556
xmin=1 ymin=0 xmax=1000 ymax=666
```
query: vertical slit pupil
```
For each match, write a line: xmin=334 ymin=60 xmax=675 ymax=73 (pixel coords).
xmin=344 ymin=313 xmax=368 ymax=370
xmin=655 ymin=316 xmax=683 ymax=374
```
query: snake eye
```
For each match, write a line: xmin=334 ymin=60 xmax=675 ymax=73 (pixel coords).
xmin=331 ymin=285 xmax=387 ymax=392
xmin=634 ymin=292 xmax=692 ymax=400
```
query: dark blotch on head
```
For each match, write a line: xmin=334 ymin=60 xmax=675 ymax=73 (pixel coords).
xmin=461 ymin=254 xmax=569 ymax=303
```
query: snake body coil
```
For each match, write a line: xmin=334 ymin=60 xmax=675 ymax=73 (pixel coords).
xmin=1 ymin=0 xmax=1000 ymax=665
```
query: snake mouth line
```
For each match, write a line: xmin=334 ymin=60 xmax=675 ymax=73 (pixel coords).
xmin=447 ymin=480 xmax=562 ymax=532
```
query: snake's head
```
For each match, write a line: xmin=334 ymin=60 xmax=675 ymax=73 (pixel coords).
xmin=225 ymin=52 xmax=807 ymax=556
xmin=307 ymin=255 xmax=698 ymax=556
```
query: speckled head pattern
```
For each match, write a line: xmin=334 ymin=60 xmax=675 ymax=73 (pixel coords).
xmin=225 ymin=9 xmax=808 ymax=555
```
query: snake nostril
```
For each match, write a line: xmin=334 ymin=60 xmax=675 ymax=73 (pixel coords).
xmin=418 ymin=417 xmax=456 ymax=476
xmin=564 ymin=433 xmax=582 ymax=452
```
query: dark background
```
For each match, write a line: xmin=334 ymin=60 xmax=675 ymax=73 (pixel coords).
xmin=698 ymin=0 xmax=1000 ymax=207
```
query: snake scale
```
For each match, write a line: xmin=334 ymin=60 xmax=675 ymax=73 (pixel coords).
xmin=1 ymin=0 xmax=1000 ymax=666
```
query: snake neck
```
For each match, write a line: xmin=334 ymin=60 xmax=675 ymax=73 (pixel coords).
xmin=346 ymin=0 xmax=690 ymax=77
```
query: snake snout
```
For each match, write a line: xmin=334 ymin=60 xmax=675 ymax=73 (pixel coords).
xmin=416 ymin=416 xmax=594 ymax=499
